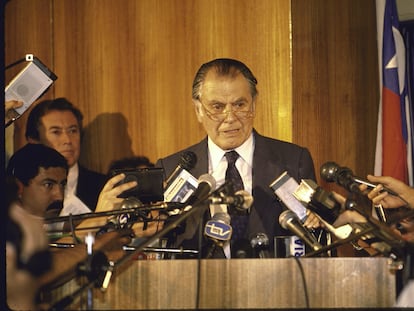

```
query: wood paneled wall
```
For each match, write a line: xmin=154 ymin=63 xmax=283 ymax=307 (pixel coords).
xmin=5 ymin=0 xmax=378 ymax=185
xmin=292 ymin=0 xmax=379 ymax=190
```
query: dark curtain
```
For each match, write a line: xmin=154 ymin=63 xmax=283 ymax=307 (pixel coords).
xmin=401 ymin=20 xmax=414 ymax=186
xmin=401 ymin=21 xmax=414 ymax=105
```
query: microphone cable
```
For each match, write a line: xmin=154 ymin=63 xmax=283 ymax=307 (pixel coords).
xmin=195 ymin=216 xmax=204 ymax=311
xmin=194 ymin=181 xmax=230 ymax=310
xmin=293 ymin=257 xmax=310 ymax=308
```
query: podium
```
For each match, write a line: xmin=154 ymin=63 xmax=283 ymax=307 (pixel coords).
xmin=44 ymin=257 xmax=396 ymax=309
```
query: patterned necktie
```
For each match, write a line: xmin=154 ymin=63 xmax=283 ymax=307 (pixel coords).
xmin=225 ymin=151 xmax=248 ymax=242
xmin=225 ymin=151 xmax=244 ymax=192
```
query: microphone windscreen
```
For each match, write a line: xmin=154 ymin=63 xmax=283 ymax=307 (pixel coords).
xmin=235 ymin=190 xmax=254 ymax=210
xmin=320 ymin=161 xmax=340 ymax=182
xmin=120 ymin=197 xmax=143 ymax=209
xmin=184 ymin=174 xmax=216 ymax=206
xmin=279 ymin=210 xmax=297 ymax=230
xmin=180 ymin=151 xmax=197 ymax=170
xmin=198 ymin=173 xmax=216 ymax=189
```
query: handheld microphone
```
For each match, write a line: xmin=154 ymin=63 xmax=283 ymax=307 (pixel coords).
xmin=279 ymin=210 xmax=323 ymax=252
xmin=184 ymin=174 xmax=216 ymax=206
xmin=117 ymin=197 xmax=144 ymax=226
xmin=269 ymin=171 xmax=307 ymax=221
xmin=293 ymin=179 xmax=355 ymax=240
xmin=293 ymin=179 xmax=342 ymax=224
xmin=320 ymin=161 xmax=398 ymax=196
xmin=96 ymin=197 xmax=144 ymax=236
xmin=164 ymin=151 xmax=197 ymax=188
xmin=208 ymin=190 xmax=253 ymax=212
xmin=5 ymin=55 xmax=57 ymax=127
xmin=204 ymin=212 xmax=232 ymax=244
xmin=294 ymin=179 xmax=406 ymax=257
xmin=250 ymin=232 xmax=271 ymax=258
xmin=231 ymin=238 xmax=253 ymax=258
xmin=204 ymin=212 xmax=232 ymax=258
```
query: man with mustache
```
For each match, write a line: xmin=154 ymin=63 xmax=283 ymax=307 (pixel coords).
xmin=5 ymin=143 xmax=144 ymax=308
xmin=25 ymin=98 xmax=107 ymax=215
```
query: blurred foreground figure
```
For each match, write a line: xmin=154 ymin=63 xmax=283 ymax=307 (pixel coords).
xmin=6 ymin=177 xmax=52 ymax=310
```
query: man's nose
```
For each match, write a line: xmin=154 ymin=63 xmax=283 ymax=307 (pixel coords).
xmin=223 ymin=110 xmax=237 ymax=122
xmin=52 ymin=185 xmax=65 ymax=201
xmin=61 ymin=131 xmax=73 ymax=144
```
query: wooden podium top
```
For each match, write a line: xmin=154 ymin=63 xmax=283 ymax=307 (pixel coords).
xmin=45 ymin=257 xmax=396 ymax=309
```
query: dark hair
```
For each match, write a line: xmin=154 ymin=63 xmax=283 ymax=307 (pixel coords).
xmin=7 ymin=143 xmax=68 ymax=186
xmin=192 ymin=58 xmax=258 ymax=100
xmin=108 ymin=156 xmax=154 ymax=174
xmin=25 ymin=97 xmax=83 ymax=141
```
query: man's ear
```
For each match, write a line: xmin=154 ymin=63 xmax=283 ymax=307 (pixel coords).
xmin=15 ymin=179 xmax=24 ymax=197
xmin=193 ymin=100 xmax=203 ymax=123
xmin=251 ymin=96 xmax=257 ymax=117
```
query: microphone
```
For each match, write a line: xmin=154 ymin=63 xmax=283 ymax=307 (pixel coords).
xmin=204 ymin=212 xmax=232 ymax=258
xmin=184 ymin=174 xmax=216 ymax=206
xmin=250 ymin=233 xmax=271 ymax=258
xmin=5 ymin=55 xmax=58 ymax=127
xmin=231 ymin=238 xmax=253 ymax=258
xmin=96 ymin=197 xmax=144 ymax=236
xmin=320 ymin=161 xmax=398 ymax=196
xmin=208 ymin=190 xmax=253 ymax=212
xmin=294 ymin=179 xmax=407 ymax=257
xmin=279 ymin=210 xmax=323 ymax=252
xmin=164 ymin=151 xmax=197 ymax=188
xmin=293 ymin=179 xmax=355 ymax=240
xmin=269 ymin=171 xmax=307 ymax=221
xmin=293 ymin=179 xmax=342 ymax=224
xmin=204 ymin=212 xmax=233 ymax=244
xmin=117 ymin=197 xmax=144 ymax=226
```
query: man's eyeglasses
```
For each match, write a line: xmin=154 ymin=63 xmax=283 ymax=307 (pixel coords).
xmin=198 ymin=100 xmax=254 ymax=122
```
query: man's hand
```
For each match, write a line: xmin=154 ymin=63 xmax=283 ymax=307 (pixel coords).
xmin=366 ymin=175 xmax=414 ymax=209
xmin=96 ymin=173 xmax=138 ymax=212
xmin=5 ymin=100 xmax=23 ymax=124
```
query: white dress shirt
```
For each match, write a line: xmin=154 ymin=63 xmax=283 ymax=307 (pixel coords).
xmin=207 ymin=133 xmax=255 ymax=257
xmin=61 ymin=163 xmax=92 ymax=216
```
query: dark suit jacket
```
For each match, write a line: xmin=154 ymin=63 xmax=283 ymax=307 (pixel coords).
xmin=156 ymin=129 xmax=316 ymax=256
xmin=76 ymin=165 xmax=107 ymax=211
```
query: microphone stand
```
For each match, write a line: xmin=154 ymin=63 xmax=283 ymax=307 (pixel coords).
xmin=47 ymin=234 xmax=111 ymax=311
xmin=48 ymin=281 xmax=96 ymax=311
xmin=304 ymin=224 xmax=378 ymax=257
xmin=305 ymin=214 xmax=408 ymax=260
xmin=47 ymin=195 xmax=212 ymax=310
xmin=114 ymin=198 xmax=210 ymax=267
xmin=44 ymin=202 xmax=184 ymax=224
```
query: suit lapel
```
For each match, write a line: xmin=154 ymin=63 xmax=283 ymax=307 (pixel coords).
xmin=188 ymin=138 xmax=209 ymax=179
xmin=249 ymin=132 xmax=286 ymax=237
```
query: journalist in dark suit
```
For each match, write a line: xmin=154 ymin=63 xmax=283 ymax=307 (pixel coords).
xmin=156 ymin=58 xmax=317 ymax=257
xmin=76 ymin=165 xmax=107 ymax=210
xmin=25 ymin=98 xmax=107 ymax=212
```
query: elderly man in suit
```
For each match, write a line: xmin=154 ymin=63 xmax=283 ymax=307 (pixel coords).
xmin=156 ymin=58 xmax=319 ymax=258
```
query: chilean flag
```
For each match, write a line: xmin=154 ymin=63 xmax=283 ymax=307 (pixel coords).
xmin=375 ymin=0 xmax=413 ymax=185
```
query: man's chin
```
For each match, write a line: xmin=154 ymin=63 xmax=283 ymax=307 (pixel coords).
xmin=63 ymin=156 xmax=77 ymax=167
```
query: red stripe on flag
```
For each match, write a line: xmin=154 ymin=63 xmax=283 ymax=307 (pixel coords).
xmin=382 ymin=86 xmax=408 ymax=182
